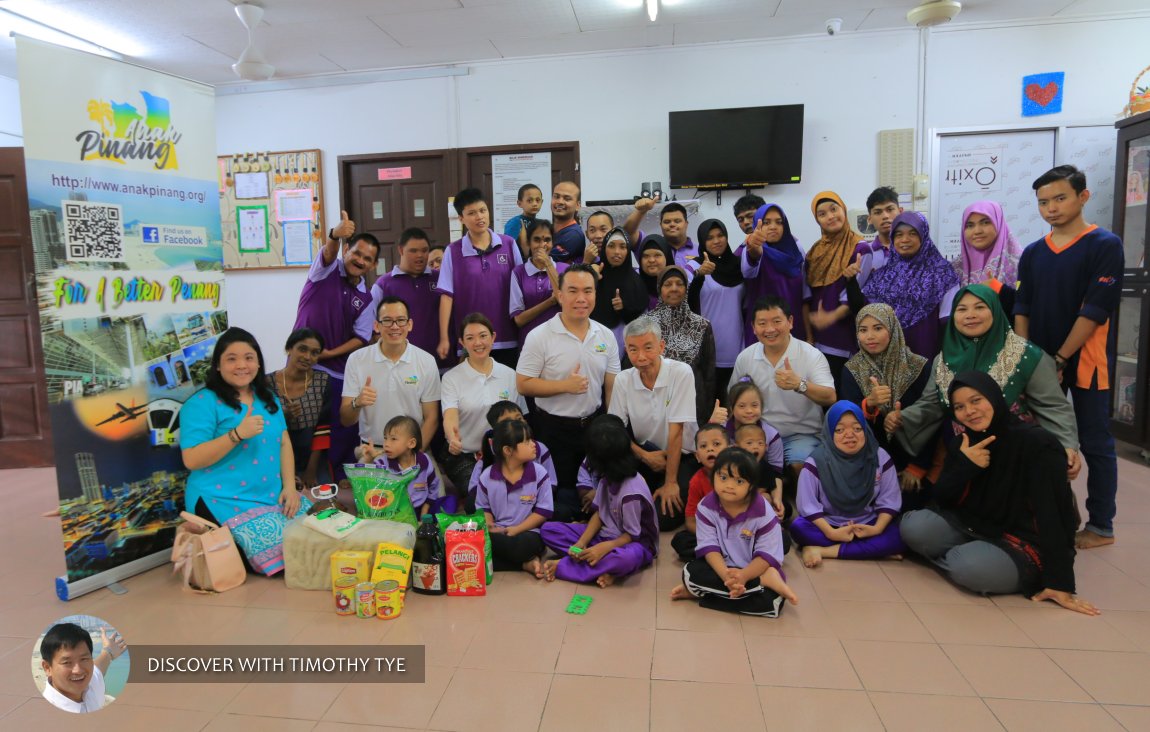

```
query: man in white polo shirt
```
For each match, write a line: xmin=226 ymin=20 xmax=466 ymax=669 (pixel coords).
xmin=608 ymin=316 xmax=699 ymax=531
xmin=342 ymin=296 xmax=441 ymax=453
xmin=517 ymin=264 xmax=621 ymax=521
xmin=40 ymin=623 xmax=125 ymax=713
xmin=730 ymin=295 xmax=836 ymax=472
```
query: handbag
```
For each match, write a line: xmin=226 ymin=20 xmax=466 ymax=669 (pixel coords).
xmin=171 ymin=511 xmax=246 ymax=593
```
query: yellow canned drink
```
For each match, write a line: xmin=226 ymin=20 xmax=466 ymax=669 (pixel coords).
xmin=375 ymin=579 xmax=405 ymax=619
xmin=334 ymin=576 xmax=357 ymax=616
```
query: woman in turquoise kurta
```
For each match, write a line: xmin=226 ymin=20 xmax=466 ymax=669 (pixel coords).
xmin=180 ymin=327 xmax=308 ymax=575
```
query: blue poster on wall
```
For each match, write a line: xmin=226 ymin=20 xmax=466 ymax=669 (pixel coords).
xmin=1022 ymin=71 xmax=1065 ymax=117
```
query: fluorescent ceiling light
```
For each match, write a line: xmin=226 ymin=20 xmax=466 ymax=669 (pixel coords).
xmin=647 ymin=0 xmax=658 ymax=22
xmin=0 ymin=7 xmax=124 ymax=59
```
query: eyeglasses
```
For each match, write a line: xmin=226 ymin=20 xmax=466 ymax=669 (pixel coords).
xmin=377 ymin=317 xmax=410 ymax=327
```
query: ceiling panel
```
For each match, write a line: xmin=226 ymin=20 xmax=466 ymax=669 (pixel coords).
xmin=493 ymin=24 xmax=675 ymax=58
xmin=571 ymin=0 xmax=781 ymax=32
xmin=259 ymin=0 xmax=463 ymax=24
xmin=322 ymin=40 xmax=502 ymax=72
xmin=673 ymin=10 xmax=872 ymax=44
xmin=187 ymin=18 xmax=401 ymax=63
xmin=776 ymin=0 xmax=905 ymax=14
xmin=1060 ymin=0 xmax=1150 ymax=12
xmin=372 ymin=1 xmax=578 ymax=46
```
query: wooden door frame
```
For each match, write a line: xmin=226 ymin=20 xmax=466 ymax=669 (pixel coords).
xmin=454 ymin=141 xmax=581 ymax=191
xmin=337 ymin=148 xmax=457 ymax=218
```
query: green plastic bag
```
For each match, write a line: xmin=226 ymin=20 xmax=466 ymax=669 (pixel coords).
xmin=344 ymin=464 xmax=419 ymax=527
xmin=435 ymin=511 xmax=494 ymax=585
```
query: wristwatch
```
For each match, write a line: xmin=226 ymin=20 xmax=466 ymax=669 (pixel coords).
xmin=350 ymin=396 xmax=359 ymax=410
xmin=797 ymin=378 xmax=809 ymax=394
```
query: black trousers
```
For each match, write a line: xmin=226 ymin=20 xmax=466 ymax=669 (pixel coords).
xmin=638 ymin=453 xmax=701 ymax=532
xmin=531 ymin=409 xmax=600 ymax=523
xmin=490 ymin=531 xmax=545 ymax=571
xmin=681 ymin=559 xmax=785 ymax=618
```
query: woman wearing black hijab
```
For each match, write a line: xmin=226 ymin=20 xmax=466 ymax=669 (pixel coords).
xmin=901 ymin=371 xmax=1099 ymax=615
xmin=637 ymin=234 xmax=675 ymax=311
xmin=688 ymin=219 xmax=746 ymax=402
xmin=590 ymin=227 xmax=649 ymax=354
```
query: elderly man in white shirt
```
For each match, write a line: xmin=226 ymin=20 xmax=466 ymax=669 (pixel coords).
xmin=608 ymin=316 xmax=700 ymax=531
xmin=730 ymin=295 xmax=836 ymax=471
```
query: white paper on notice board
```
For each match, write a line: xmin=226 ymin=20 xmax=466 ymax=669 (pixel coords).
xmin=492 ymin=152 xmax=551 ymax=233
xmin=276 ymin=189 xmax=313 ymax=222
xmin=283 ymin=221 xmax=313 ymax=264
xmin=234 ymin=171 xmax=270 ymax=199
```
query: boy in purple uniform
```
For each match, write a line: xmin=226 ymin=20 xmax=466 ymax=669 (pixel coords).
xmin=623 ymin=199 xmax=698 ymax=271
xmin=541 ymin=415 xmax=658 ymax=587
xmin=510 ymin=219 xmax=568 ymax=347
xmin=293 ymin=211 xmax=380 ymax=482
xmin=671 ymin=447 xmax=797 ymax=617
xmin=476 ymin=419 xmax=554 ymax=576
xmin=437 ymin=188 xmax=523 ymax=368
xmin=854 ymin=187 xmax=903 ymax=288
xmin=550 ymin=181 xmax=586 ymax=263
xmin=1015 ymin=165 xmax=1124 ymax=549
xmin=370 ymin=227 xmax=448 ymax=369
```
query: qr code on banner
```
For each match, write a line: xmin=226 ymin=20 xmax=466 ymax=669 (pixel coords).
xmin=63 ymin=200 xmax=125 ymax=262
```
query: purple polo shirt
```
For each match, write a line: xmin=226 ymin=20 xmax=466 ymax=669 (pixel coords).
xmin=370 ymin=266 xmax=441 ymax=359
xmin=740 ymin=243 xmax=807 ymax=343
xmin=855 ymin=240 xmax=890 ymax=289
xmin=686 ymin=264 xmax=745 ymax=368
xmin=510 ymin=260 xmax=568 ymax=346
xmin=724 ymin=418 xmax=785 ymax=473
xmin=590 ymin=473 xmax=658 ymax=556
xmin=475 ymin=460 xmax=555 ymax=531
xmin=468 ymin=439 xmax=556 ymax=491
xmin=901 ymin=308 xmax=945 ymax=361
xmin=551 ymin=220 xmax=585 ymax=263
xmin=374 ymin=452 xmax=439 ymax=509
xmin=807 ymin=279 xmax=857 ymax=358
xmin=695 ymin=492 xmax=783 ymax=571
xmin=797 ymin=448 xmax=901 ymax=526
xmin=438 ymin=230 xmax=523 ymax=351
xmin=294 ymin=251 xmax=374 ymax=376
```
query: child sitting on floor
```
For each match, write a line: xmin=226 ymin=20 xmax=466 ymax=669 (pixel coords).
xmin=474 ymin=419 xmax=553 ymax=578
xmin=469 ymin=400 xmax=556 ymax=497
xmin=711 ymin=381 xmax=785 ymax=483
xmin=670 ymin=424 xmax=729 ymax=561
xmin=735 ymin=422 xmax=791 ymax=555
xmin=790 ymin=401 xmax=906 ymax=568
xmin=540 ymin=415 xmax=658 ymax=587
xmin=670 ymin=447 xmax=797 ymax=617
xmin=359 ymin=415 xmax=439 ymax=516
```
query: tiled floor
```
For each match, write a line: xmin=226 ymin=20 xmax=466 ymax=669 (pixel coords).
xmin=2 ymin=445 xmax=1150 ymax=731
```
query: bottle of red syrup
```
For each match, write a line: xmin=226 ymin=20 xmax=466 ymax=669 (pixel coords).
xmin=411 ymin=514 xmax=446 ymax=595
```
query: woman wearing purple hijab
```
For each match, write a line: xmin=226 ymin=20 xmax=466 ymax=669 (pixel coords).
xmin=955 ymin=200 xmax=1022 ymax=316
xmin=860 ymin=212 xmax=960 ymax=360
xmin=739 ymin=203 xmax=806 ymax=343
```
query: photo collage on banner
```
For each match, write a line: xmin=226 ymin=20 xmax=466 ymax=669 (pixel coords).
xmin=15 ymin=37 xmax=224 ymax=593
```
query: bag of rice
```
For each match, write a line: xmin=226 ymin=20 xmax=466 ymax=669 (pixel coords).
xmin=345 ymin=464 xmax=419 ymax=526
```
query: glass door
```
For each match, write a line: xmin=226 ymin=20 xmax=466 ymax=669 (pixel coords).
xmin=1112 ymin=288 xmax=1148 ymax=444
xmin=1120 ymin=133 xmax=1150 ymax=274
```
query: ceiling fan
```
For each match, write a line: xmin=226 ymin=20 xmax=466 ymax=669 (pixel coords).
xmin=906 ymin=0 xmax=962 ymax=27
xmin=231 ymin=2 xmax=274 ymax=80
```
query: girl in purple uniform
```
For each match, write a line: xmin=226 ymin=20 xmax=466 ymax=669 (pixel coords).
xmin=540 ymin=415 xmax=658 ymax=587
xmin=790 ymin=402 xmax=906 ymax=568
xmin=475 ymin=419 xmax=554 ymax=578
xmin=670 ymin=447 xmax=797 ymax=617
xmin=687 ymin=218 xmax=747 ymax=399
xmin=709 ymin=381 xmax=785 ymax=495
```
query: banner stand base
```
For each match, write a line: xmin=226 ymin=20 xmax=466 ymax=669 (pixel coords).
xmin=55 ymin=550 xmax=169 ymax=601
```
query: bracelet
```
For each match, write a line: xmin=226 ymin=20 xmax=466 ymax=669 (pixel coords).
xmin=351 ymin=396 xmax=359 ymax=410
xmin=229 ymin=428 xmax=241 ymax=443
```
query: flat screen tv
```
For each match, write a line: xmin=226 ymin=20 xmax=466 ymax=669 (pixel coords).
xmin=668 ymin=104 xmax=804 ymax=189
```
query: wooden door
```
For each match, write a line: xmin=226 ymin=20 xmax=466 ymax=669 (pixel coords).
xmin=0 ymin=147 xmax=53 ymax=468
xmin=456 ymin=141 xmax=581 ymax=223
xmin=338 ymin=150 xmax=454 ymax=274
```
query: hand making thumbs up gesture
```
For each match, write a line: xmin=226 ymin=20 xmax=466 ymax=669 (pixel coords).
xmin=868 ymin=376 xmax=892 ymax=408
xmin=708 ymin=399 xmax=728 ymax=425
xmin=774 ymin=357 xmax=801 ymax=391
xmin=236 ymin=402 xmax=265 ymax=439
xmin=332 ymin=210 xmax=356 ymax=240
xmin=696 ymin=251 xmax=716 ymax=277
xmin=883 ymin=401 xmax=903 ymax=435
xmin=612 ymin=288 xmax=623 ymax=311
xmin=566 ymin=364 xmax=589 ymax=395
xmin=959 ymin=433 xmax=996 ymax=468
xmin=358 ymin=376 xmax=377 ymax=408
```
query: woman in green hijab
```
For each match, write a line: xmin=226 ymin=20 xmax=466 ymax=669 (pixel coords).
xmin=888 ymin=285 xmax=1081 ymax=479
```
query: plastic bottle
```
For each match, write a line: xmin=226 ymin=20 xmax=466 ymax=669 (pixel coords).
xmin=410 ymin=514 xmax=446 ymax=595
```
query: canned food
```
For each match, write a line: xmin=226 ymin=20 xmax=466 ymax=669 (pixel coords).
xmin=334 ymin=576 xmax=357 ymax=616
xmin=355 ymin=582 xmax=375 ymax=618
xmin=375 ymin=579 xmax=405 ymax=619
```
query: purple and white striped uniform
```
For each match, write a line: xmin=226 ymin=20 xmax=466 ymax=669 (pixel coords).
xmin=293 ymin=251 xmax=374 ymax=376
xmin=797 ymin=448 xmax=901 ymax=526
xmin=591 ymin=473 xmax=659 ymax=556
xmin=510 ymin=260 xmax=568 ymax=346
xmin=694 ymin=492 xmax=783 ymax=572
xmin=374 ymin=452 xmax=440 ymax=510
xmin=438 ymin=230 xmax=523 ymax=351
xmin=854 ymin=240 xmax=890 ymax=289
xmin=475 ymin=460 xmax=555 ymax=531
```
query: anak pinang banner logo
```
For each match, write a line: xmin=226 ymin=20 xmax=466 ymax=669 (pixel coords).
xmin=78 ymin=91 xmax=183 ymax=171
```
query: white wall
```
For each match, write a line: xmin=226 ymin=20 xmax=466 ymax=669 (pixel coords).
xmin=0 ymin=74 xmax=22 ymax=145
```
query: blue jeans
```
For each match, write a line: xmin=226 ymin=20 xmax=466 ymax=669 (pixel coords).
xmin=1071 ymin=386 xmax=1118 ymax=536
xmin=782 ymin=433 xmax=822 ymax=465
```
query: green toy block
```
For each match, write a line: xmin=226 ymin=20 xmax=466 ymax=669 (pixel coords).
xmin=566 ymin=594 xmax=593 ymax=614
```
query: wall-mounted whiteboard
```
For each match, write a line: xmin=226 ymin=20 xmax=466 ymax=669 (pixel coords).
xmin=930 ymin=124 xmax=1116 ymax=261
